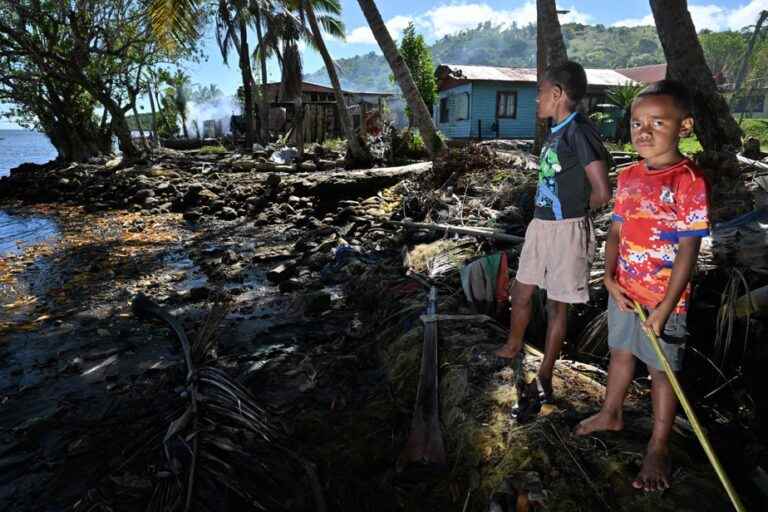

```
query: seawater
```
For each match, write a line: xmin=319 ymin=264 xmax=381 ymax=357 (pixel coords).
xmin=0 ymin=130 xmax=59 ymax=256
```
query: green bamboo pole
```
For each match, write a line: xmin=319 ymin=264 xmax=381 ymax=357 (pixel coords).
xmin=633 ymin=301 xmax=746 ymax=512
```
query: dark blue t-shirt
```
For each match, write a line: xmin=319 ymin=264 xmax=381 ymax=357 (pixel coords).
xmin=534 ymin=112 xmax=606 ymax=220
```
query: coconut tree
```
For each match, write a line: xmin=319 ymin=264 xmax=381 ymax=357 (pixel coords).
xmin=252 ymin=2 xmax=272 ymax=144
xmin=534 ymin=0 xmax=569 ymax=153
xmin=649 ymin=0 xmax=742 ymax=151
xmin=607 ymin=82 xmax=644 ymax=143
xmin=216 ymin=0 xmax=258 ymax=150
xmin=168 ymin=69 xmax=192 ymax=138
xmin=256 ymin=10 xmax=307 ymax=154
xmin=356 ymin=0 xmax=444 ymax=158
xmin=296 ymin=0 xmax=372 ymax=165
xmin=149 ymin=0 xmax=263 ymax=150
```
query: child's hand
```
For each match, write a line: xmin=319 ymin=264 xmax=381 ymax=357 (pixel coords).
xmin=604 ymin=277 xmax=633 ymax=311
xmin=643 ymin=306 xmax=672 ymax=337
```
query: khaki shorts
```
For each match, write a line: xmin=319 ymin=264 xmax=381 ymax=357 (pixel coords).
xmin=516 ymin=216 xmax=594 ymax=304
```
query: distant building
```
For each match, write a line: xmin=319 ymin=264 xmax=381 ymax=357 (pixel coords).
xmin=434 ymin=64 xmax=634 ymax=140
xmin=617 ymin=62 xmax=768 ymax=117
xmin=232 ymin=81 xmax=395 ymax=142
xmin=615 ymin=63 xmax=667 ymax=84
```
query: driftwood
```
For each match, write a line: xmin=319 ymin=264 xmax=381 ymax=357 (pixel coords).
xmin=398 ymin=286 xmax=447 ymax=471
xmin=390 ymin=220 xmax=525 ymax=243
xmin=736 ymin=153 xmax=768 ymax=172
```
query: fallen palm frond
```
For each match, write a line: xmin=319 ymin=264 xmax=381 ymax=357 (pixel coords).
xmin=575 ymin=310 xmax=608 ymax=358
xmin=129 ymin=294 xmax=318 ymax=512
xmin=714 ymin=267 xmax=752 ymax=366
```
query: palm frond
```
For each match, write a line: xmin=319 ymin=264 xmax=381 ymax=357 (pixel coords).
xmin=606 ymin=82 xmax=644 ymax=109
xmin=147 ymin=0 xmax=206 ymax=51
xmin=318 ymin=14 xmax=345 ymax=40
xmin=308 ymin=0 xmax=343 ymax=16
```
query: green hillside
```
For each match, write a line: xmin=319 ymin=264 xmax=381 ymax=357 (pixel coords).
xmin=305 ymin=22 xmax=665 ymax=92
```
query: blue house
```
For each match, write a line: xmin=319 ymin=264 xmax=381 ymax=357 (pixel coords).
xmin=434 ymin=64 xmax=635 ymax=140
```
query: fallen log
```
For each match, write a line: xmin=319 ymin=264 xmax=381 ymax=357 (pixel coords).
xmin=389 ymin=219 xmax=525 ymax=243
xmin=736 ymin=153 xmax=768 ymax=172
xmin=292 ymin=162 xmax=433 ymax=201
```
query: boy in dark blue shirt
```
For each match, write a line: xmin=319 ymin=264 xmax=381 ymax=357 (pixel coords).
xmin=496 ymin=61 xmax=611 ymax=401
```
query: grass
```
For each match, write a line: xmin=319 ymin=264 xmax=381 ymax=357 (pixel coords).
xmin=739 ymin=117 xmax=768 ymax=148
xmin=607 ymin=135 xmax=705 ymax=157
xmin=319 ymin=137 xmax=346 ymax=153
xmin=199 ymin=144 xmax=227 ymax=155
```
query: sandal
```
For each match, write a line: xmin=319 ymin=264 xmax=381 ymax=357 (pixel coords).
xmin=535 ymin=376 xmax=554 ymax=404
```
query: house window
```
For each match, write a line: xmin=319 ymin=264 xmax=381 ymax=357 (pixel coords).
xmin=454 ymin=93 xmax=470 ymax=121
xmin=439 ymin=97 xmax=450 ymax=123
xmin=496 ymin=91 xmax=517 ymax=118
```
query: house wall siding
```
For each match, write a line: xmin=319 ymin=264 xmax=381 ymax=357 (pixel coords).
xmin=435 ymin=83 xmax=472 ymax=138
xmin=469 ymin=82 xmax=537 ymax=139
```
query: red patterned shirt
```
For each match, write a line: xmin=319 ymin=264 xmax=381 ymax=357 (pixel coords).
xmin=612 ymin=158 xmax=710 ymax=313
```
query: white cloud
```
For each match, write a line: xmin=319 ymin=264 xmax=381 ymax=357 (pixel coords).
xmin=346 ymin=15 xmax=414 ymax=44
xmin=345 ymin=2 xmax=592 ymax=44
xmin=613 ymin=0 xmax=768 ymax=31
xmin=612 ymin=14 xmax=654 ymax=28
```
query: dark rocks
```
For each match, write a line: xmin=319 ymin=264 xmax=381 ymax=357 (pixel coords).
xmin=189 ymin=286 xmax=211 ymax=301
xmin=219 ymin=207 xmax=238 ymax=220
xmin=267 ymin=261 xmax=297 ymax=283
xmin=222 ymin=249 xmax=239 ymax=265
xmin=303 ymin=291 xmax=332 ymax=314
xmin=183 ymin=209 xmax=203 ymax=222
xmin=133 ymin=189 xmax=155 ymax=203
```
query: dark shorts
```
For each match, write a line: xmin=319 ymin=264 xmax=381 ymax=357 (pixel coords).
xmin=607 ymin=296 xmax=688 ymax=371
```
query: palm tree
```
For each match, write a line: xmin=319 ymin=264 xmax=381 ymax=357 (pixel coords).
xmin=252 ymin=2 xmax=272 ymax=144
xmin=607 ymin=82 xmax=644 ymax=143
xmin=148 ymin=0 xmax=263 ymax=150
xmin=356 ymin=0 xmax=444 ymax=158
xmin=170 ymin=69 xmax=192 ymax=138
xmin=216 ymin=0 xmax=258 ymax=150
xmin=649 ymin=0 xmax=742 ymax=151
xmin=534 ymin=0 xmax=568 ymax=153
xmin=257 ymin=10 xmax=306 ymax=154
xmin=295 ymin=0 xmax=372 ymax=165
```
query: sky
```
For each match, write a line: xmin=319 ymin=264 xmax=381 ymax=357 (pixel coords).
xmin=2 ymin=0 xmax=767 ymax=129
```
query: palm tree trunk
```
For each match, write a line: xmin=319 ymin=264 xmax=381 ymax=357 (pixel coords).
xmin=131 ymin=103 xmax=148 ymax=149
xmin=238 ymin=15 xmax=255 ymax=151
xmin=180 ymin=111 xmax=190 ymax=139
xmin=356 ymin=0 xmax=444 ymax=158
xmin=650 ymin=0 xmax=742 ymax=151
xmin=147 ymin=82 xmax=159 ymax=146
xmin=732 ymin=10 xmax=768 ymax=107
xmin=305 ymin=3 xmax=371 ymax=165
xmin=534 ymin=0 xmax=569 ymax=154
xmin=254 ymin=7 xmax=270 ymax=145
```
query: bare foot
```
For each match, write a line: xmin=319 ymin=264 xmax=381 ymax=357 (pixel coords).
xmin=494 ymin=339 xmax=522 ymax=359
xmin=574 ymin=409 xmax=623 ymax=436
xmin=633 ymin=444 xmax=671 ymax=492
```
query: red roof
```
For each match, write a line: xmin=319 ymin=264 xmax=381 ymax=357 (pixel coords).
xmin=615 ymin=64 xmax=667 ymax=84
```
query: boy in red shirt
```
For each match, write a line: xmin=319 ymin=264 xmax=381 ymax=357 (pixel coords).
xmin=576 ymin=80 xmax=710 ymax=492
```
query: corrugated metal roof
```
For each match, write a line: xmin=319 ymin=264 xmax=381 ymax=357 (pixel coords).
xmin=615 ymin=64 xmax=667 ymax=84
xmin=263 ymin=80 xmax=394 ymax=96
xmin=437 ymin=64 xmax=636 ymax=87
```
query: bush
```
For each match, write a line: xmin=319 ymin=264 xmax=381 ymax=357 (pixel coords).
xmin=740 ymin=118 xmax=768 ymax=148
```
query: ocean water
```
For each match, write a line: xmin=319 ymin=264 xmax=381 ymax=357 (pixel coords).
xmin=0 ymin=130 xmax=59 ymax=256
xmin=0 ymin=129 xmax=58 ymax=177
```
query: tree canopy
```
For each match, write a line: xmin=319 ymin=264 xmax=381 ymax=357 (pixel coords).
xmin=396 ymin=22 xmax=437 ymax=116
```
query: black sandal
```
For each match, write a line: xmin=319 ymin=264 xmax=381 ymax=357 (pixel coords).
xmin=535 ymin=376 xmax=554 ymax=404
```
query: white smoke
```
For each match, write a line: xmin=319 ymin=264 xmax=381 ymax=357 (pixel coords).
xmin=185 ymin=95 xmax=241 ymax=138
